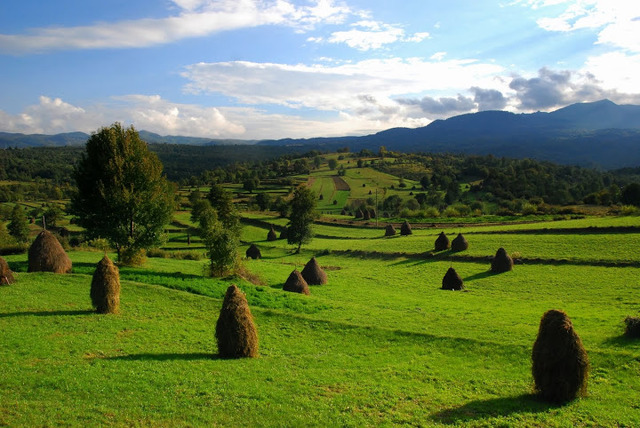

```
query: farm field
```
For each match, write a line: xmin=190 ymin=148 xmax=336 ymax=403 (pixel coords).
xmin=2 ymin=212 xmax=640 ymax=426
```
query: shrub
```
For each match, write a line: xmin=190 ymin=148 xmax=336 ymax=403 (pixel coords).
xmin=532 ymin=309 xmax=589 ymax=404
xmin=28 ymin=230 xmax=72 ymax=274
xmin=301 ymin=257 xmax=327 ymax=285
xmin=215 ymin=284 xmax=259 ymax=358
xmin=121 ymin=247 xmax=147 ymax=267
xmin=90 ymin=255 xmax=120 ymax=314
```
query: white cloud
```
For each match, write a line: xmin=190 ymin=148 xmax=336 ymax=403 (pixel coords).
xmin=0 ymin=0 xmax=353 ymax=54
xmin=182 ymin=58 xmax=506 ymax=111
xmin=582 ymin=51 xmax=640 ymax=94
xmin=315 ymin=20 xmax=429 ymax=51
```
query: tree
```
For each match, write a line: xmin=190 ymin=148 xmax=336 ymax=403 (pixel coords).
xmin=70 ymin=123 xmax=174 ymax=264
xmin=243 ymin=178 xmax=260 ymax=193
xmin=198 ymin=203 xmax=238 ymax=277
xmin=622 ymin=183 xmax=640 ymax=206
xmin=328 ymin=159 xmax=338 ymax=170
xmin=255 ymin=192 xmax=272 ymax=211
xmin=8 ymin=204 xmax=29 ymax=242
xmin=287 ymin=185 xmax=316 ymax=253
xmin=207 ymin=184 xmax=240 ymax=232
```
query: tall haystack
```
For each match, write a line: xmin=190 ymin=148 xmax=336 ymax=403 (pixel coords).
xmin=400 ymin=220 xmax=412 ymax=236
xmin=363 ymin=209 xmax=371 ymax=220
xmin=385 ymin=224 xmax=396 ymax=237
xmin=279 ymin=227 xmax=288 ymax=240
xmin=368 ymin=208 xmax=376 ymax=219
xmin=532 ymin=309 xmax=589 ymax=404
xmin=215 ymin=284 xmax=259 ymax=358
xmin=283 ymin=269 xmax=310 ymax=295
xmin=28 ymin=230 xmax=72 ymax=273
xmin=624 ymin=316 xmax=640 ymax=338
xmin=442 ymin=267 xmax=464 ymax=290
xmin=355 ymin=209 xmax=363 ymax=219
xmin=0 ymin=256 xmax=15 ymax=285
xmin=491 ymin=247 xmax=513 ymax=273
xmin=267 ymin=226 xmax=277 ymax=241
xmin=451 ymin=233 xmax=469 ymax=252
xmin=246 ymin=244 xmax=262 ymax=260
xmin=434 ymin=232 xmax=450 ymax=251
xmin=341 ymin=208 xmax=348 ymax=216
xmin=90 ymin=255 xmax=120 ymax=314
xmin=301 ymin=257 xmax=327 ymax=285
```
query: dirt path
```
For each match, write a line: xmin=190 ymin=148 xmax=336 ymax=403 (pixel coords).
xmin=332 ymin=176 xmax=350 ymax=191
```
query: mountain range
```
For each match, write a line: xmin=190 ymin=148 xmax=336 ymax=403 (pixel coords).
xmin=2 ymin=99 xmax=640 ymax=169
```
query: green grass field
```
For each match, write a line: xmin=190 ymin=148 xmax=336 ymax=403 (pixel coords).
xmin=2 ymin=211 xmax=640 ymax=426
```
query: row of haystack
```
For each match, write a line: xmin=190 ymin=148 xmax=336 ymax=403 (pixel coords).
xmin=441 ymin=247 xmax=514 ymax=291
xmin=284 ymin=257 xmax=327 ymax=295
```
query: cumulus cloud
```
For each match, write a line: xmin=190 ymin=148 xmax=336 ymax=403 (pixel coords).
xmin=315 ymin=20 xmax=429 ymax=51
xmin=181 ymin=58 xmax=505 ymax=111
xmin=396 ymin=95 xmax=476 ymax=115
xmin=471 ymin=87 xmax=508 ymax=110
xmin=0 ymin=0 xmax=353 ymax=54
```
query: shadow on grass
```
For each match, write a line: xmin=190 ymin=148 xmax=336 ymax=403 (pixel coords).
xmin=463 ymin=270 xmax=499 ymax=282
xmin=602 ymin=334 xmax=637 ymax=346
xmin=0 ymin=309 xmax=94 ymax=318
xmin=105 ymin=352 xmax=219 ymax=361
xmin=430 ymin=393 xmax=557 ymax=425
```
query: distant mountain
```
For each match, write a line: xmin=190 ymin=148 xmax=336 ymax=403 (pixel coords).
xmin=2 ymin=100 xmax=640 ymax=169
xmin=257 ymin=100 xmax=640 ymax=169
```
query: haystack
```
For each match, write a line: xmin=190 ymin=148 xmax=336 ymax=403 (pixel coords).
xmin=369 ymin=209 xmax=376 ymax=219
xmin=355 ymin=209 xmax=363 ymax=219
xmin=246 ymin=244 xmax=262 ymax=260
xmin=442 ymin=267 xmax=464 ymax=290
xmin=451 ymin=233 xmax=469 ymax=252
xmin=267 ymin=226 xmax=277 ymax=241
xmin=90 ymin=255 xmax=120 ymax=314
xmin=434 ymin=232 xmax=450 ymax=251
xmin=400 ymin=221 xmax=412 ymax=236
xmin=279 ymin=227 xmax=288 ymax=240
xmin=491 ymin=247 xmax=513 ymax=273
xmin=0 ymin=256 xmax=15 ymax=285
xmin=624 ymin=316 xmax=640 ymax=338
xmin=341 ymin=208 xmax=348 ymax=216
xmin=385 ymin=224 xmax=396 ymax=237
xmin=215 ymin=284 xmax=259 ymax=358
xmin=28 ymin=230 xmax=72 ymax=273
xmin=301 ymin=257 xmax=327 ymax=285
xmin=283 ymin=269 xmax=310 ymax=295
xmin=532 ymin=309 xmax=589 ymax=404
xmin=363 ymin=209 xmax=371 ymax=220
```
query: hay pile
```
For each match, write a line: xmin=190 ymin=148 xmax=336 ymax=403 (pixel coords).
xmin=279 ymin=227 xmax=288 ymax=240
xmin=28 ymin=230 xmax=72 ymax=273
xmin=400 ymin=221 xmax=412 ymax=236
xmin=624 ymin=316 xmax=640 ymax=338
xmin=215 ymin=284 xmax=259 ymax=358
xmin=341 ymin=208 xmax=348 ymax=216
xmin=90 ymin=255 xmax=120 ymax=314
xmin=434 ymin=232 xmax=450 ymax=251
xmin=246 ymin=244 xmax=261 ymax=260
xmin=283 ymin=269 xmax=310 ymax=295
xmin=491 ymin=247 xmax=513 ymax=273
xmin=532 ymin=309 xmax=589 ymax=404
xmin=267 ymin=226 xmax=277 ymax=241
xmin=385 ymin=224 xmax=396 ymax=237
xmin=442 ymin=267 xmax=464 ymax=290
xmin=0 ymin=256 xmax=15 ymax=285
xmin=451 ymin=233 xmax=469 ymax=252
xmin=355 ymin=209 xmax=363 ymax=219
xmin=301 ymin=257 xmax=327 ymax=285
xmin=363 ymin=209 xmax=371 ymax=220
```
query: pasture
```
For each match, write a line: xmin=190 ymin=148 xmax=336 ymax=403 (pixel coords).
xmin=2 ymin=212 xmax=640 ymax=426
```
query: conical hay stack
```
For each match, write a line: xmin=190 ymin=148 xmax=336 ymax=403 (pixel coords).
xmin=442 ymin=267 xmax=464 ymax=290
xmin=283 ymin=269 xmax=310 ymax=295
xmin=246 ymin=244 xmax=262 ymax=259
xmin=0 ymin=256 xmax=15 ymax=285
xmin=385 ymin=224 xmax=396 ymax=236
xmin=451 ymin=233 xmax=469 ymax=252
xmin=434 ymin=232 xmax=450 ymax=251
xmin=532 ymin=309 xmax=589 ymax=404
xmin=363 ymin=209 xmax=371 ymax=220
xmin=355 ymin=209 xmax=363 ymax=219
xmin=90 ymin=255 xmax=120 ymax=314
xmin=28 ymin=230 xmax=72 ymax=273
xmin=279 ymin=227 xmax=288 ymax=240
xmin=267 ymin=226 xmax=277 ymax=241
xmin=215 ymin=284 xmax=259 ymax=358
xmin=491 ymin=247 xmax=513 ymax=273
xmin=301 ymin=257 xmax=327 ymax=285
xmin=624 ymin=316 xmax=640 ymax=338
xmin=341 ymin=208 xmax=348 ymax=216
xmin=400 ymin=221 xmax=412 ymax=236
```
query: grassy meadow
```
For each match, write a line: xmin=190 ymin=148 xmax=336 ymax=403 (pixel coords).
xmin=2 ymin=212 xmax=640 ymax=426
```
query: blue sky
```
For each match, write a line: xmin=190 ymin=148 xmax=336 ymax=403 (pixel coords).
xmin=0 ymin=0 xmax=639 ymax=139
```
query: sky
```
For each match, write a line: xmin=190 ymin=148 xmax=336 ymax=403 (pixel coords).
xmin=0 ymin=0 xmax=639 ymax=140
